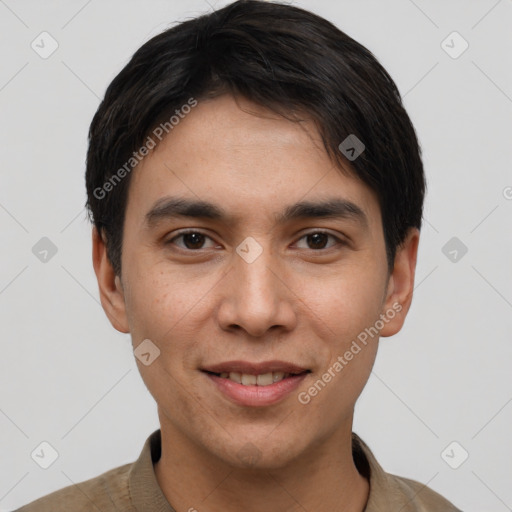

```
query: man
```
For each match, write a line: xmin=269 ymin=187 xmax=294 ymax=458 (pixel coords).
xmin=17 ymin=0 xmax=462 ymax=510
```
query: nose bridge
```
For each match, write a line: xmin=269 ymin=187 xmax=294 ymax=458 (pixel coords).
xmin=217 ymin=234 xmax=295 ymax=336
xmin=234 ymin=235 xmax=278 ymax=301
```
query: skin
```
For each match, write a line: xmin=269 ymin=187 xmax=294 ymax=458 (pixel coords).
xmin=92 ymin=93 xmax=419 ymax=512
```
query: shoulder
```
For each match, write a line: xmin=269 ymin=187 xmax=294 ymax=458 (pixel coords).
xmin=387 ymin=473 xmax=462 ymax=511
xmin=14 ymin=462 xmax=134 ymax=512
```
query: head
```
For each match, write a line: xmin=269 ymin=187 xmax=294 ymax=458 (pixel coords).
xmin=87 ymin=0 xmax=424 ymax=469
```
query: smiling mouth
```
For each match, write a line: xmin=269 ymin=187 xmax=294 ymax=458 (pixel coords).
xmin=202 ymin=370 xmax=311 ymax=387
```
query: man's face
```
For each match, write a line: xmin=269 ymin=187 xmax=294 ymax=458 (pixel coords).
xmin=95 ymin=94 xmax=413 ymax=469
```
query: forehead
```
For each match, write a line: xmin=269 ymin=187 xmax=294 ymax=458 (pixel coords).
xmin=126 ymin=94 xmax=381 ymax=229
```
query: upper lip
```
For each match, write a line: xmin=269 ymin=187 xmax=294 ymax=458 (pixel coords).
xmin=201 ymin=360 xmax=310 ymax=375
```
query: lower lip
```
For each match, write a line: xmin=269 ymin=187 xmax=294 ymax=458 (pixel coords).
xmin=204 ymin=372 xmax=309 ymax=407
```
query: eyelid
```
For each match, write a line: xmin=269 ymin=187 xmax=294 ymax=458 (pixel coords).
xmin=166 ymin=228 xmax=347 ymax=251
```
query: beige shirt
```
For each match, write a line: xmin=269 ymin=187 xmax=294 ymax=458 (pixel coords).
xmin=16 ymin=429 xmax=462 ymax=511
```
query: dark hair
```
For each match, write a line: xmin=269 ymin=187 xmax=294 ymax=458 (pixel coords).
xmin=85 ymin=0 xmax=425 ymax=277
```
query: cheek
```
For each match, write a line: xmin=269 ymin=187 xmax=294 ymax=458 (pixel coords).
xmin=124 ymin=263 xmax=200 ymax=339
xmin=301 ymin=263 xmax=386 ymax=338
xmin=123 ymin=268 xmax=213 ymax=413
xmin=297 ymin=273 xmax=383 ymax=427
xmin=123 ymin=262 xmax=221 ymax=380
xmin=300 ymin=264 xmax=385 ymax=392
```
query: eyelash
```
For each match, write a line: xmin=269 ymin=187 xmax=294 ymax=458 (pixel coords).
xmin=165 ymin=229 xmax=346 ymax=252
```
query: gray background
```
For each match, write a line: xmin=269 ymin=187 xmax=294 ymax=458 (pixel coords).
xmin=1 ymin=0 xmax=511 ymax=510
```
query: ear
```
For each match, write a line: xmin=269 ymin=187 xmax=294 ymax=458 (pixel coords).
xmin=92 ymin=227 xmax=130 ymax=333
xmin=380 ymin=228 xmax=420 ymax=337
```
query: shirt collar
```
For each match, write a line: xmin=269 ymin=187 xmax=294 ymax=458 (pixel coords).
xmin=128 ymin=429 xmax=175 ymax=511
xmin=352 ymin=432 xmax=421 ymax=512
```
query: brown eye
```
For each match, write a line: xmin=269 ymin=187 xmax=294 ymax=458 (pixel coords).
xmin=306 ymin=233 xmax=329 ymax=249
xmin=181 ymin=232 xmax=206 ymax=249
xmin=295 ymin=231 xmax=343 ymax=250
xmin=167 ymin=231 xmax=217 ymax=250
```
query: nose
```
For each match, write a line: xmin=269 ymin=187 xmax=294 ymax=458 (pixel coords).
xmin=216 ymin=240 xmax=297 ymax=338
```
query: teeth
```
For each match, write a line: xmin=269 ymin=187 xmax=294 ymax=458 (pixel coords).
xmin=229 ymin=372 xmax=241 ymax=383
xmin=272 ymin=371 xmax=285 ymax=382
xmin=241 ymin=374 xmax=257 ymax=385
xmin=218 ymin=371 xmax=293 ymax=386
xmin=256 ymin=373 xmax=273 ymax=386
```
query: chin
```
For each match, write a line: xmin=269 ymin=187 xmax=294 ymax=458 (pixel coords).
xmin=217 ymin=437 xmax=305 ymax=471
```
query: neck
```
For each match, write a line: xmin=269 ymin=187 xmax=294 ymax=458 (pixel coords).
xmin=154 ymin=416 xmax=369 ymax=512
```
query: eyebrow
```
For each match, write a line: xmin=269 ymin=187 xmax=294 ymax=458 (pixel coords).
xmin=144 ymin=196 xmax=368 ymax=229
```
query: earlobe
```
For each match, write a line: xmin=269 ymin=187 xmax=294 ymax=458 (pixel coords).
xmin=92 ymin=227 xmax=130 ymax=333
xmin=380 ymin=228 xmax=420 ymax=338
